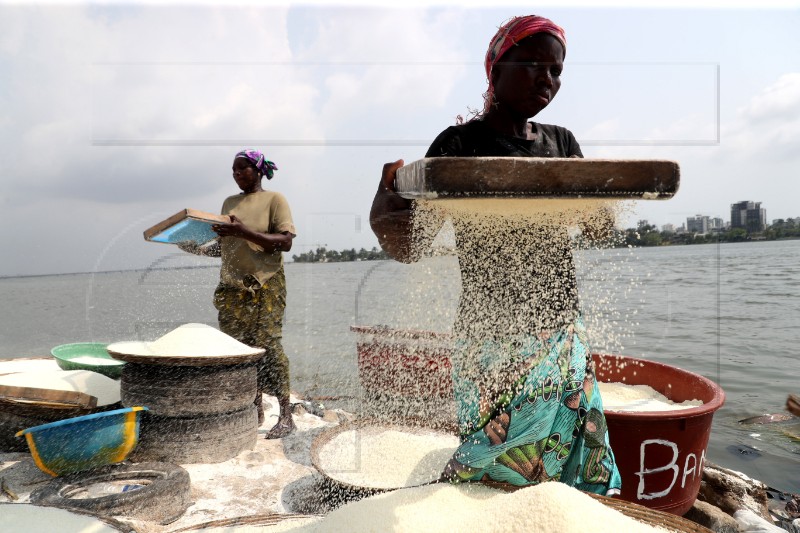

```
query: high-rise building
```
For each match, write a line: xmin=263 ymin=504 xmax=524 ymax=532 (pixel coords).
xmin=686 ymin=214 xmax=710 ymax=235
xmin=730 ymin=201 xmax=766 ymax=232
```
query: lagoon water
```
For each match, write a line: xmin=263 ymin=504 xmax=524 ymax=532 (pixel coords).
xmin=1 ymin=239 xmax=799 ymax=492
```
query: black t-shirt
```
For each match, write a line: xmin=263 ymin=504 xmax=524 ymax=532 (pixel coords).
xmin=422 ymin=120 xmax=582 ymax=338
xmin=425 ymin=120 xmax=583 ymax=159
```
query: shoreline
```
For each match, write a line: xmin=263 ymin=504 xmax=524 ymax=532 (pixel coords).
xmin=3 ymin=238 xmax=800 ymax=279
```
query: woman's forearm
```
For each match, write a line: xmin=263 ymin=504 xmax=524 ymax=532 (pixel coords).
xmin=370 ymin=206 xmax=418 ymax=263
xmin=239 ymin=229 xmax=294 ymax=253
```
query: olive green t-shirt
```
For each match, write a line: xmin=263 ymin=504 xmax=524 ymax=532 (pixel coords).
xmin=219 ymin=191 xmax=296 ymax=288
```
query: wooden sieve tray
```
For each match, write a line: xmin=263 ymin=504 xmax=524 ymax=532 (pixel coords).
xmin=395 ymin=157 xmax=680 ymax=200
xmin=143 ymin=208 xmax=229 ymax=245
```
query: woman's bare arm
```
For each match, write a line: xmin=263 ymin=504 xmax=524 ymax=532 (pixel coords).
xmin=369 ymin=159 xmax=443 ymax=263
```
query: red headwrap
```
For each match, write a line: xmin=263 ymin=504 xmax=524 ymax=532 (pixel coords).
xmin=482 ymin=15 xmax=567 ymax=116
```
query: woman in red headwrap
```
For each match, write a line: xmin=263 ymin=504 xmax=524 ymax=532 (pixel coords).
xmin=370 ymin=15 xmax=621 ymax=495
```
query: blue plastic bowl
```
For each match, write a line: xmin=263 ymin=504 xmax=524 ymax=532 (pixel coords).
xmin=16 ymin=407 xmax=148 ymax=477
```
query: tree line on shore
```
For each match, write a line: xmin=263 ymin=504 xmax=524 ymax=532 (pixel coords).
xmin=292 ymin=247 xmax=390 ymax=263
xmin=620 ymin=219 xmax=800 ymax=247
xmin=292 ymin=219 xmax=800 ymax=263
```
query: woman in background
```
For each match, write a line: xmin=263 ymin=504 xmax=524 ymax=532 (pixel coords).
xmin=182 ymin=149 xmax=297 ymax=439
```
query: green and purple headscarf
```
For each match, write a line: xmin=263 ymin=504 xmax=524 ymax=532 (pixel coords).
xmin=235 ymin=149 xmax=278 ymax=180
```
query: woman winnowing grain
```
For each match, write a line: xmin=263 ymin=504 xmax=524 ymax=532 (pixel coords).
xmin=180 ymin=149 xmax=297 ymax=440
xmin=369 ymin=15 xmax=621 ymax=495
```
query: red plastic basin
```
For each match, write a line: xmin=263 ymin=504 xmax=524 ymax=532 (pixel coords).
xmin=592 ymin=353 xmax=725 ymax=516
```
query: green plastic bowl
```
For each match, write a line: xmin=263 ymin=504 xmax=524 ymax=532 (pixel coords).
xmin=50 ymin=343 xmax=125 ymax=380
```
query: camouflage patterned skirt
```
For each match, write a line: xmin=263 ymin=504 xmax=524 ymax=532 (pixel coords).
xmin=213 ymin=269 xmax=290 ymax=399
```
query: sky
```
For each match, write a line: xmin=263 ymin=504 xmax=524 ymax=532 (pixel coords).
xmin=0 ymin=0 xmax=798 ymax=277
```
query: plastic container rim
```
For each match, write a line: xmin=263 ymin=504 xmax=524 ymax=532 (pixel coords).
xmin=594 ymin=353 xmax=725 ymax=421
xmin=15 ymin=406 xmax=148 ymax=437
xmin=50 ymin=342 xmax=123 ymax=364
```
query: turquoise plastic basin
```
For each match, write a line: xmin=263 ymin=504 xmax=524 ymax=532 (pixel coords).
xmin=16 ymin=407 xmax=148 ymax=477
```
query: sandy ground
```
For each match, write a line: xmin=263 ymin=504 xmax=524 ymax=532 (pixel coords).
xmin=0 ymin=393 xmax=345 ymax=532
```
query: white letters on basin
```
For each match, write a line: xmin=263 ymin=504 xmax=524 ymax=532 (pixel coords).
xmin=636 ymin=439 xmax=705 ymax=500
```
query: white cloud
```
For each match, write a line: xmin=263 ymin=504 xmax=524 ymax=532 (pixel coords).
xmin=0 ymin=4 xmax=470 ymax=275
xmin=296 ymin=9 xmax=469 ymax=139
xmin=580 ymin=118 xmax=622 ymax=142
xmin=723 ymin=72 xmax=800 ymax=160
xmin=740 ymin=72 xmax=800 ymax=123
xmin=0 ymin=6 xmax=320 ymax=206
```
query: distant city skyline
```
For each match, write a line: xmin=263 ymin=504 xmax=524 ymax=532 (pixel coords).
xmin=641 ymin=199 xmax=796 ymax=234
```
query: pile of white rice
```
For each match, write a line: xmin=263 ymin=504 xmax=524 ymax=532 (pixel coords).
xmin=106 ymin=323 xmax=263 ymax=359
xmin=276 ymin=482 xmax=672 ymax=533
xmin=600 ymin=381 xmax=703 ymax=412
xmin=317 ymin=426 xmax=459 ymax=489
